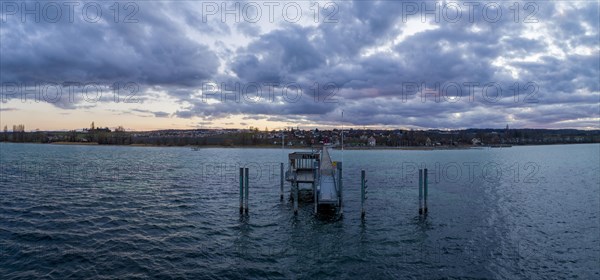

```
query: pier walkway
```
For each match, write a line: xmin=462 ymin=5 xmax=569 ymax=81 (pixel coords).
xmin=318 ymin=147 xmax=338 ymax=205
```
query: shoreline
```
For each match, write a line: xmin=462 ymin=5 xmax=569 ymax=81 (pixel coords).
xmin=0 ymin=141 xmax=597 ymax=150
xmin=51 ymin=141 xmax=99 ymax=145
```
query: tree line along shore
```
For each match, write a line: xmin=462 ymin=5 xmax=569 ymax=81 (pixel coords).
xmin=2 ymin=124 xmax=599 ymax=148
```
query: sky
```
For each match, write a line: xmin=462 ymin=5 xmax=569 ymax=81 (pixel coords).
xmin=1 ymin=0 xmax=599 ymax=131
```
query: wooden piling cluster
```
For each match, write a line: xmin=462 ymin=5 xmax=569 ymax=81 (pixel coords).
xmin=239 ymin=167 xmax=249 ymax=213
xmin=418 ymin=168 xmax=428 ymax=215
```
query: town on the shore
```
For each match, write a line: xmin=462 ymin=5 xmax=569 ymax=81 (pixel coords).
xmin=2 ymin=122 xmax=599 ymax=148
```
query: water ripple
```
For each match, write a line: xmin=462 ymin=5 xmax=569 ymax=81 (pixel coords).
xmin=0 ymin=143 xmax=598 ymax=279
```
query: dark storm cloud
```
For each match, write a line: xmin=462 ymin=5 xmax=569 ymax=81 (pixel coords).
xmin=514 ymin=54 xmax=599 ymax=100
xmin=1 ymin=1 xmax=598 ymax=129
xmin=232 ymin=24 xmax=325 ymax=82
xmin=1 ymin=1 xmax=220 ymax=86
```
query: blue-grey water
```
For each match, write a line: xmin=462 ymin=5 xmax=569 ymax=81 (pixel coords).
xmin=0 ymin=142 xmax=598 ymax=279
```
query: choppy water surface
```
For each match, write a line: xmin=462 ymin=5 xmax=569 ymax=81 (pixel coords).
xmin=1 ymin=143 xmax=598 ymax=279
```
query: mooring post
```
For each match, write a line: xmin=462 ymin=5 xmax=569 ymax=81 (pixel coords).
xmin=293 ymin=173 xmax=298 ymax=214
xmin=338 ymin=161 xmax=343 ymax=214
xmin=313 ymin=161 xmax=318 ymax=214
xmin=424 ymin=168 xmax=428 ymax=214
xmin=239 ymin=168 xmax=244 ymax=213
xmin=244 ymin=167 xmax=249 ymax=213
xmin=419 ymin=169 xmax=423 ymax=215
xmin=280 ymin=162 xmax=284 ymax=201
xmin=361 ymin=170 xmax=366 ymax=219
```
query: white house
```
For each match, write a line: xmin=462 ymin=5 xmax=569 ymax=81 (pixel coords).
xmin=367 ymin=136 xmax=376 ymax=147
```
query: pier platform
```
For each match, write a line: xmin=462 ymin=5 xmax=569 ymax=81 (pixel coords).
xmin=285 ymin=147 xmax=341 ymax=211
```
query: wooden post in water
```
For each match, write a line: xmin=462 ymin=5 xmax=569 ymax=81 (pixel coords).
xmin=280 ymin=162 xmax=284 ymax=201
xmin=244 ymin=167 xmax=249 ymax=213
xmin=293 ymin=172 xmax=298 ymax=214
xmin=424 ymin=168 xmax=428 ymax=214
xmin=239 ymin=168 xmax=244 ymax=213
xmin=418 ymin=169 xmax=423 ymax=215
xmin=361 ymin=170 xmax=366 ymax=219
xmin=338 ymin=161 xmax=343 ymax=214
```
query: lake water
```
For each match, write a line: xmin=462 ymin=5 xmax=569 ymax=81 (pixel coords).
xmin=1 ymin=143 xmax=598 ymax=279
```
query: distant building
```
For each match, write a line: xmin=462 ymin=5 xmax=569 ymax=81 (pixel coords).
xmin=87 ymin=127 xmax=111 ymax=133
xmin=367 ymin=136 xmax=376 ymax=147
xmin=472 ymin=138 xmax=482 ymax=145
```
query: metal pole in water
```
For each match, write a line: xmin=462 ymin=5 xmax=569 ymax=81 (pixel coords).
xmin=293 ymin=173 xmax=298 ymax=214
xmin=280 ymin=162 xmax=284 ymax=201
xmin=313 ymin=181 xmax=317 ymax=214
xmin=424 ymin=168 xmax=428 ymax=214
xmin=419 ymin=169 xmax=423 ymax=215
xmin=239 ymin=168 xmax=244 ymax=213
xmin=361 ymin=170 xmax=366 ymax=219
xmin=244 ymin=167 xmax=249 ymax=213
xmin=313 ymin=161 xmax=318 ymax=214
xmin=338 ymin=161 xmax=343 ymax=214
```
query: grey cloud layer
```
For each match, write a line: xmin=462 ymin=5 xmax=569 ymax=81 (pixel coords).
xmin=2 ymin=1 xmax=219 ymax=86
xmin=1 ymin=1 xmax=598 ymax=128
